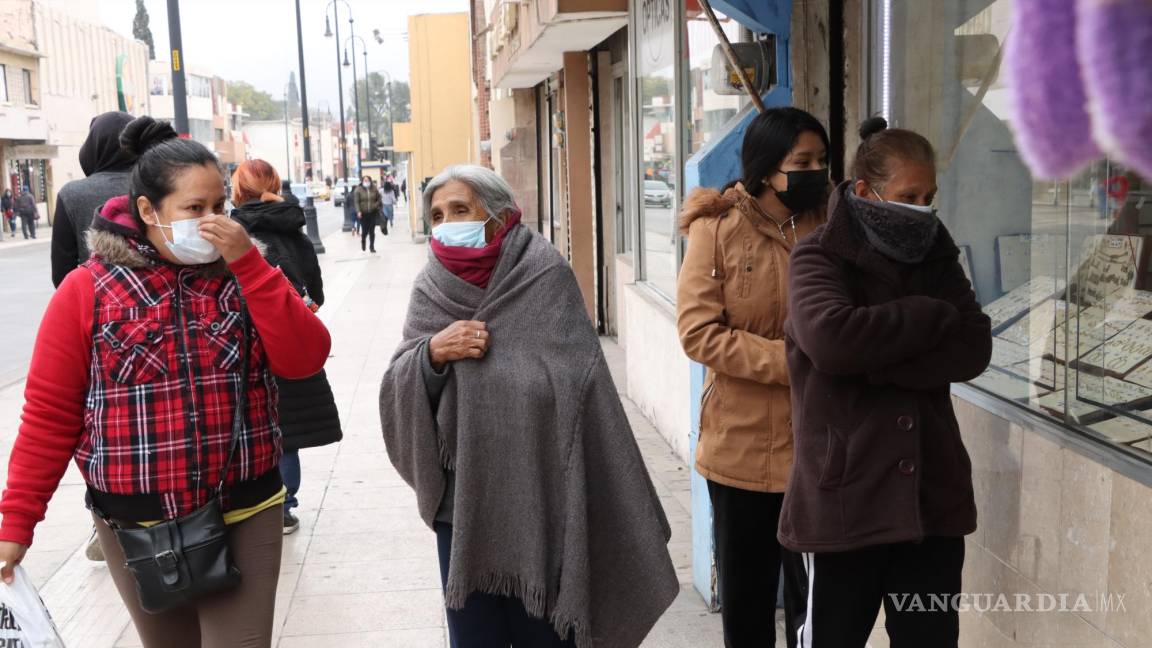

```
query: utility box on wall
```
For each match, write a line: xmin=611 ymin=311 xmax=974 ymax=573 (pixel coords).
xmin=708 ymin=39 xmax=776 ymax=95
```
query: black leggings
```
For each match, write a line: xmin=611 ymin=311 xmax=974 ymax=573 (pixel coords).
xmin=361 ymin=214 xmax=378 ymax=250
xmin=708 ymin=480 xmax=807 ymax=648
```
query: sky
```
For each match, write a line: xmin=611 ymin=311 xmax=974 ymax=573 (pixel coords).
xmin=92 ymin=0 xmax=468 ymax=116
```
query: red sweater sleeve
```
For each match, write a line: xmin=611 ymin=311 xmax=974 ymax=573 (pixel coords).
xmin=0 ymin=270 xmax=94 ymax=546
xmin=229 ymin=247 xmax=331 ymax=379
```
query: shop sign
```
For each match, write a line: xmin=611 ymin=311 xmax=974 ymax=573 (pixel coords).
xmin=640 ymin=0 xmax=674 ymax=69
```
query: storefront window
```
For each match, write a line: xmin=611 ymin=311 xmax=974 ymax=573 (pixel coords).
xmin=685 ymin=9 xmax=745 ymax=156
xmin=635 ymin=0 xmax=679 ymax=298
xmin=878 ymin=0 xmax=1152 ymax=460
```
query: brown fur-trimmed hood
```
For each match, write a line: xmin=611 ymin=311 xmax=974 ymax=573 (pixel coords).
xmin=678 ymin=186 xmax=739 ymax=235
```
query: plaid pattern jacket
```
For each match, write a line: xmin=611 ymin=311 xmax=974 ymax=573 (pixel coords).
xmin=0 ymin=196 xmax=334 ymax=546
xmin=77 ymin=255 xmax=282 ymax=519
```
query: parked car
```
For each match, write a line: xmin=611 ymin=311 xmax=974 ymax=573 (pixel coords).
xmin=333 ymin=178 xmax=355 ymax=206
xmin=289 ymin=182 xmax=309 ymax=203
xmin=644 ymin=179 xmax=673 ymax=208
xmin=310 ymin=182 xmax=331 ymax=201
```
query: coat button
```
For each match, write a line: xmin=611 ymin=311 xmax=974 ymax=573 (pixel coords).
xmin=897 ymin=415 xmax=915 ymax=431
xmin=898 ymin=459 xmax=916 ymax=475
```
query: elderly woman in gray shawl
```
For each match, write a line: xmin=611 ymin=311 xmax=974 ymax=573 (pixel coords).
xmin=380 ymin=165 xmax=678 ymax=648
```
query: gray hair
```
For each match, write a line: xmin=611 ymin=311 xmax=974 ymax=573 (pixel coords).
xmin=422 ymin=165 xmax=518 ymax=225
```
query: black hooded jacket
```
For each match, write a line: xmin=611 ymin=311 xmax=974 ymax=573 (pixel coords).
xmin=231 ymin=199 xmax=324 ymax=305
xmin=51 ymin=111 xmax=136 ymax=287
xmin=232 ymin=197 xmax=341 ymax=451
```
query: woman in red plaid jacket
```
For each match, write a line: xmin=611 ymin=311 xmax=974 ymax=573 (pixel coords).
xmin=0 ymin=117 xmax=331 ymax=647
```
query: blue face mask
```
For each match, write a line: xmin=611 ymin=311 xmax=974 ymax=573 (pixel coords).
xmin=432 ymin=218 xmax=493 ymax=248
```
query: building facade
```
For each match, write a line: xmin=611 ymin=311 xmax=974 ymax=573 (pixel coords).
xmin=0 ymin=0 xmax=149 ymax=223
xmin=148 ymin=60 xmax=252 ymax=176
xmin=470 ymin=0 xmax=1152 ymax=644
xmin=398 ymin=11 xmax=477 ymax=232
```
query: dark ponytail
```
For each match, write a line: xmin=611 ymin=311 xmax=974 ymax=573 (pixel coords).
xmin=120 ymin=116 xmax=221 ymax=222
xmin=732 ymin=107 xmax=830 ymax=196
xmin=851 ymin=116 xmax=936 ymax=190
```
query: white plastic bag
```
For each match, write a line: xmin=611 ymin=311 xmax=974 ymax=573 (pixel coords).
xmin=0 ymin=566 xmax=65 ymax=648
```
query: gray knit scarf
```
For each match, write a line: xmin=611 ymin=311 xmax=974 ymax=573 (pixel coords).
xmin=847 ymin=190 xmax=940 ymax=264
xmin=379 ymin=225 xmax=679 ymax=648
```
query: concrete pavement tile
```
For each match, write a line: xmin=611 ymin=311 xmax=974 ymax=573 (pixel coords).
xmin=330 ymin=452 xmax=406 ymax=482
xmin=640 ymin=584 xmax=723 ymax=647
xmin=21 ymin=549 xmax=76 ymax=587
xmin=280 ymin=589 xmax=445 ymax=635
xmin=313 ymin=484 xmax=417 ymax=511
xmin=292 ymin=559 xmax=442 ymax=596
xmin=114 ymin=623 xmax=142 ymax=647
xmin=281 ymin=531 xmax=314 ymax=566
xmin=313 ymin=507 xmax=426 ymax=536
xmin=305 ymin=530 xmax=438 ymax=564
xmin=276 ymin=627 xmax=447 ymax=648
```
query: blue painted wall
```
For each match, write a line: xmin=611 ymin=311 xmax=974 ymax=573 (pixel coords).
xmin=683 ymin=0 xmax=794 ymax=605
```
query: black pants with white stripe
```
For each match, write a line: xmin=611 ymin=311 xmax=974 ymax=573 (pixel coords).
xmin=708 ymin=480 xmax=807 ymax=648
xmin=796 ymin=536 xmax=965 ymax=648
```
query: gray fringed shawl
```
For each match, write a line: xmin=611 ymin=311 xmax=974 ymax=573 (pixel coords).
xmin=379 ymin=225 xmax=679 ymax=648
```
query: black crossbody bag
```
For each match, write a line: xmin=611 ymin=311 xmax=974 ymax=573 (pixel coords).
xmin=92 ymin=308 xmax=251 ymax=614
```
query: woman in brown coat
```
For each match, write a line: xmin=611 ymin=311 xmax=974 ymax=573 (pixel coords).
xmin=780 ymin=118 xmax=991 ymax=647
xmin=676 ymin=107 xmax=830 ymax=648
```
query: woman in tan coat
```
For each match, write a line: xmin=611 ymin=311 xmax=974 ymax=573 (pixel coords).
xmin=676 ymin=107 xmax=830 ymax=648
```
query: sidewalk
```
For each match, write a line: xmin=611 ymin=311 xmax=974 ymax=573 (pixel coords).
xmin=0 ymin=207 xmax=723 ymax=647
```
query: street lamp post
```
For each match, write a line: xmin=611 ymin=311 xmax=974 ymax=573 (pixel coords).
xmin=283 ymin=84 xmax=292 ymax=183
xmin=316 ymin=100 xmax=331 ymax=183
xmin=166 ymin=0 xmax=189 ymax=136
xmin=378 ymin=70 xmax=394 ymax=162
xmin=362 ymin=46 xmax=372 ymax=161
xmin=294 ymin=0 xmax=323 ymax=253
xmin=324 ymin=0 xmax=354 ymax=231
xmin=345 ymin=35 xmax=371 ymax=164
xmin=343 ymin=33 xmax=364 ymax=171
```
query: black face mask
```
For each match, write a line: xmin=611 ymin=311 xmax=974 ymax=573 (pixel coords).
xmin=772 ymin=168 xmax=829 ymax=213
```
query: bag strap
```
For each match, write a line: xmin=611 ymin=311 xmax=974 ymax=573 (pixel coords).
xmin=214 ymin=298 xmax=252 ymax=497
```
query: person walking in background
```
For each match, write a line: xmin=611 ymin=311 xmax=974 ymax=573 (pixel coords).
xmin=14 ymin=187 xmax=37 ymax=240
xmin=780 ymin=117 xmax=991 ymax=647
xmin=51 ymin=111 xmax=136 ymax=287
xmin=380 ymin=165 xmax=679 ymax=648
xmin=354 ymin=175 xmax=382 ymax=253
xmin=0 ymin=116 xmax=331 ymax=647
xmin=380 ymin=176 xmax=397 ymax=236
xmin=1 ymin=189 xmax=12 ymax=240
xmin=230 ymin=159 xmax=343 ymax=535
xmin=400 ymin=177 xmax=407 ymax=204
xmin=677 ymin=107 xmax=830 ymax=648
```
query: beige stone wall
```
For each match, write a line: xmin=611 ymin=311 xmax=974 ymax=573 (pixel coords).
xmin=945 ymin=396 xmax=1152 ymax=647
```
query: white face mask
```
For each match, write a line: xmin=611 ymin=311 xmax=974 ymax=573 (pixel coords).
xmin=154 ymin=217 xmax=222 ymax=265
xmin=362 ymin=181 xmax=371 ymax=188
xmin=432 ymin=218 xmax=494 ymax=248
xmin=872 ymin=188 xmax=937 ymax=217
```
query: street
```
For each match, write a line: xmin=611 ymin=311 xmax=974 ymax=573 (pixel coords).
xmin=0 ymin=242 xmax=54 ymax=388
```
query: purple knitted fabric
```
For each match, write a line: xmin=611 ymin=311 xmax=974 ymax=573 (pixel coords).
xmin=1079 ymin=0 xmax=1152 ymax=178
xmin=1006 ymin=0 xmax=1100 ymax=179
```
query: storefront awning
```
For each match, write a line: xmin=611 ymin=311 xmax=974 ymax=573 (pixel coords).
xmin=492 ymin=4 xmax=627 ymax=90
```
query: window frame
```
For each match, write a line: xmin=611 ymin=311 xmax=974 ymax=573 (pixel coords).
xmin=21 ymin=68 xmax=34 ymax=106
xmin=0 ymin=64 xmax=8 ymax=103
xmin=859 ymin=0 xmax=1152 ymax=475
